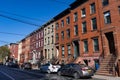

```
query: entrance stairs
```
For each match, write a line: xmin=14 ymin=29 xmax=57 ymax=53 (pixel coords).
xmin=96 ymin=54 xmax=116 ymax=76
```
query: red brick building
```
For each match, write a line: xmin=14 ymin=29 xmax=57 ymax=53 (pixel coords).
xmin=54 ymin=0 xmax=120 ymax=76
xmin=97 ymin=0 xmax=120 ymax=76
xmin=19 ymin=36 xmax=31 ymax=63
xmin=30 ymin=27 xmax=44 ymax=64
xmin=55 ymin=0 xmax=102 ymax=66
xmin=9 ymin=43 xmax=18 ymax=60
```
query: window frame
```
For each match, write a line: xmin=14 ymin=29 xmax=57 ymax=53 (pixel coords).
xmin=74 ymin=25 xmax=78 ymax=36
xmin=83 ymin=40 xmax=88 ymax=53
xmin=62 ymin=46 xmax=65 ymax=57
xmin=104 ymin=11 xmax=111 ymax=24
xmin=81 ymin=8 xmax=86 ymax=17
xmin=91 ymin=17 xmax=97 ymax=30
xmin=67 ymin=45 xmax=71 ymax=56
xmin=93 ymin=38 xmax=99 ymax=52
xmin=66 ymin=29 xmax=70 ymax=39
xmin=74 ymin=12 xmax=78 ymax=22
xmin=61 ymin=20 xmax=64 ymax=27
xmin=102 ymin=0 xmax=109 ymax=6
xmin=90 ymin=3 xmax=96 ymax=14
xmin=82 ymin=21 xmax=87 ymax=33
xmin=66 ymin=16 xmax=70 ymax=24
xmin=61 ymin=31 xmax=64 ymax=40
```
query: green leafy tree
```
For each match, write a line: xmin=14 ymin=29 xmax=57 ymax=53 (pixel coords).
xmin=0 ymin=46 xmax=11 ymax=62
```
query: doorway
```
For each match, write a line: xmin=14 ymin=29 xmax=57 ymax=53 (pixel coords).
xmin=73 ymin=40 xmax=80 ymax=59
xmin=105 ymin=32 xmax=115 ymax=55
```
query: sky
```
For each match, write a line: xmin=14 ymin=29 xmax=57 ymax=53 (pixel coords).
xmin=0 ymin=0 xmax=75 ymax=46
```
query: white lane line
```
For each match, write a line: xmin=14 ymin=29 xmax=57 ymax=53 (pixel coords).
xmin=0 ymin=71 xmax=15 ymax=80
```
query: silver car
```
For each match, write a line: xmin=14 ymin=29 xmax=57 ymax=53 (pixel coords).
xmin=57 ymin=63 xmax=94 ymax=79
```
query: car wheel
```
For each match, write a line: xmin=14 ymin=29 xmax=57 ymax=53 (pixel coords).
xmin=57 ymin=71 xmax=62 ymax=76
xmin=47 ymin=70 xmax=51 ymax=74
xmin=73 ymin=72 xmax=80 ymax=79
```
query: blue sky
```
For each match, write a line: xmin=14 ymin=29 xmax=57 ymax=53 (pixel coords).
xmin=0 ymin=0 xmax=75 ymax=46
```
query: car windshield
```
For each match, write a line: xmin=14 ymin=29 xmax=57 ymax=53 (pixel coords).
xmin=43 ymin=63 xmax=50 ymax=66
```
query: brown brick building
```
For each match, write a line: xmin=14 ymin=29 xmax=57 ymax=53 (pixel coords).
xmin=30 ymin=27 xmax=44 ymax=64
xmin=96 ymin=0 xmax=120 ymax=76
xmin=54 ymin=0 xmax=120 ymax=76
xmin=55 ymin=0 xmax=102 ymax=66
xmin=9 ymin=43 xmax=18 ymax=60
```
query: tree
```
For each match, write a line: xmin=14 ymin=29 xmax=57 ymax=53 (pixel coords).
xmin=0 ymin=46 xmax=11 ymax=62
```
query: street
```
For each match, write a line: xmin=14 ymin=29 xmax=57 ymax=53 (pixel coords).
xmin=0 ymin=65 xmax=106 ymax=80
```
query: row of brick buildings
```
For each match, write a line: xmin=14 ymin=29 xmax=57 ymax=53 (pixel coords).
xmin=7 ymin=0 xmax=120 ymax=76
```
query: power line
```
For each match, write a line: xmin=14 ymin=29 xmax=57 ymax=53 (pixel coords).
xmin=0 ymin=10 xmax=47 ymax=22
xmin=0 ymin=40 xmax=11 ymax=44
xmin=0 ymin=14 xmax=41 ymax=27
xmin=0 ymin=31 xmax=26 ymax=36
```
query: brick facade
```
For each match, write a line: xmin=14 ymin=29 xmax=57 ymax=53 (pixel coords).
xmin=9 ymin=43 xmax=18 ymax=60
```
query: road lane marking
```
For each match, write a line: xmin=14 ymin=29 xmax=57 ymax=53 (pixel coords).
xmin=0 ymin=71 xmax=15 ymax=80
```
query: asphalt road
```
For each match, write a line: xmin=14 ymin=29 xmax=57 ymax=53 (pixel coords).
xmin=0 ymin=65 xmax=105 ymax=80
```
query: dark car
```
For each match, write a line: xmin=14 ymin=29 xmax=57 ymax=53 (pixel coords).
xmin=57 ymin=63 xmax=94 ymax=79
xmin=21 ymin=62 xmax=32 ymax=70
xmin=0 ymin=62 xmax=3 ymax=65
xmin=7 ymin=62 xmax=19 ymax=68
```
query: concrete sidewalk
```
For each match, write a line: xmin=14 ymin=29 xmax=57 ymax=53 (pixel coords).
xmin=93 ymin=75 xmax=120 ymax=80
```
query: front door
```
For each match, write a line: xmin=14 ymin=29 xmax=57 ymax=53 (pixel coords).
xmin=105 ymin=32 xmax=115 ymax=55
xmin=73 ymin=41 xmax=80 ymax=59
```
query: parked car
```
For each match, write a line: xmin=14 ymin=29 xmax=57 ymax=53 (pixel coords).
xmin=21 ymin=62 xmax=32 ymax=70
xmin=7 ymin=62 xmax=19 ymax=68
xmin=57 ymin=63 xmax=94 ymax=79
xmin=0 ymin=62 xmax=3 ymax=65
xmin=40 ymin=63 xmax=61 ymax=73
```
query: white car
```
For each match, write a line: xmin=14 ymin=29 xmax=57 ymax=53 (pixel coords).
xmin=40 ymin=63 xmax=61 ymax=73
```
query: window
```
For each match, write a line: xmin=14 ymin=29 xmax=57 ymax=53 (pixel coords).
xmin=67 ymin=45 xmax=71 ymax=56
xmin=102 ymin=0 xmax=109 ymax=6
xmin=104 ymin=11 xmax=111 ymax=24
xmin=52 ymin=48 xmax=54 ymax=58
xmin=45 ymin=38 xmax=46 ymax=43
xmin=66 ymin=16 xmax=70 ymax=24
xmin=61 ymin=31 xmax=64 ymax=40
xmin=82 ymin=21 xmax=87 ymax=33
xmin=45 ymin=29 xmax=46 ymax=36
xmin=83 ymin=40 xmax=88 ymax=52
xmin=74 ymin=12 xmax=78 ymax=22
xmin=55 ymin=23 xmax=59 ymax=30
xmin=62 ymin=46 xmax=65 ymax=57
xmin=51 ymin=25 xmax=54 ymax=32
xmin=39 ymin=32 xmax=41 ymax=38
xmin=39 ymin=40 xmax=41 ymax=47
xmin=91 ymin=18 xmax=97 ymax=30
xmin=66 ymin=29 xmax=70 ymax=38
xmin=56 ymin=33 xmax=59 ymax=41
xmin=90 ymin=3 xmax=96 ymax=14
xmin=41 ymin=31 xmax=43 ymax=37
xmin=81 ymin=8 xmax=86 ymax=17
xmin=118 ymin=6 xmax=120 ymax=14
xmin=48 ymin=49 xmax=50 ymax=59
xmin=48 ymin=37 xmax=50 ymax=45
xmin=61 ymin=20 xmax=64 ymax=27
xmin=93 ymin=38 xmax=99 ymax=52
xmin=36 ymin=42 xmax=38 ymax=48
xmin=48 ymin=27 xmax=50 ymax=34
xmin=41 ymin=39 xmax=44 ymax=47
xmin=74 ymin=25 xmax=78 ymax=36
xmin=51 ymin=36 xmax=54 ymax=44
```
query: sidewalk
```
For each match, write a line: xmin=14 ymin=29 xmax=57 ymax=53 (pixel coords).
xmin=93 ymin=75 xmax=120 ymax=80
